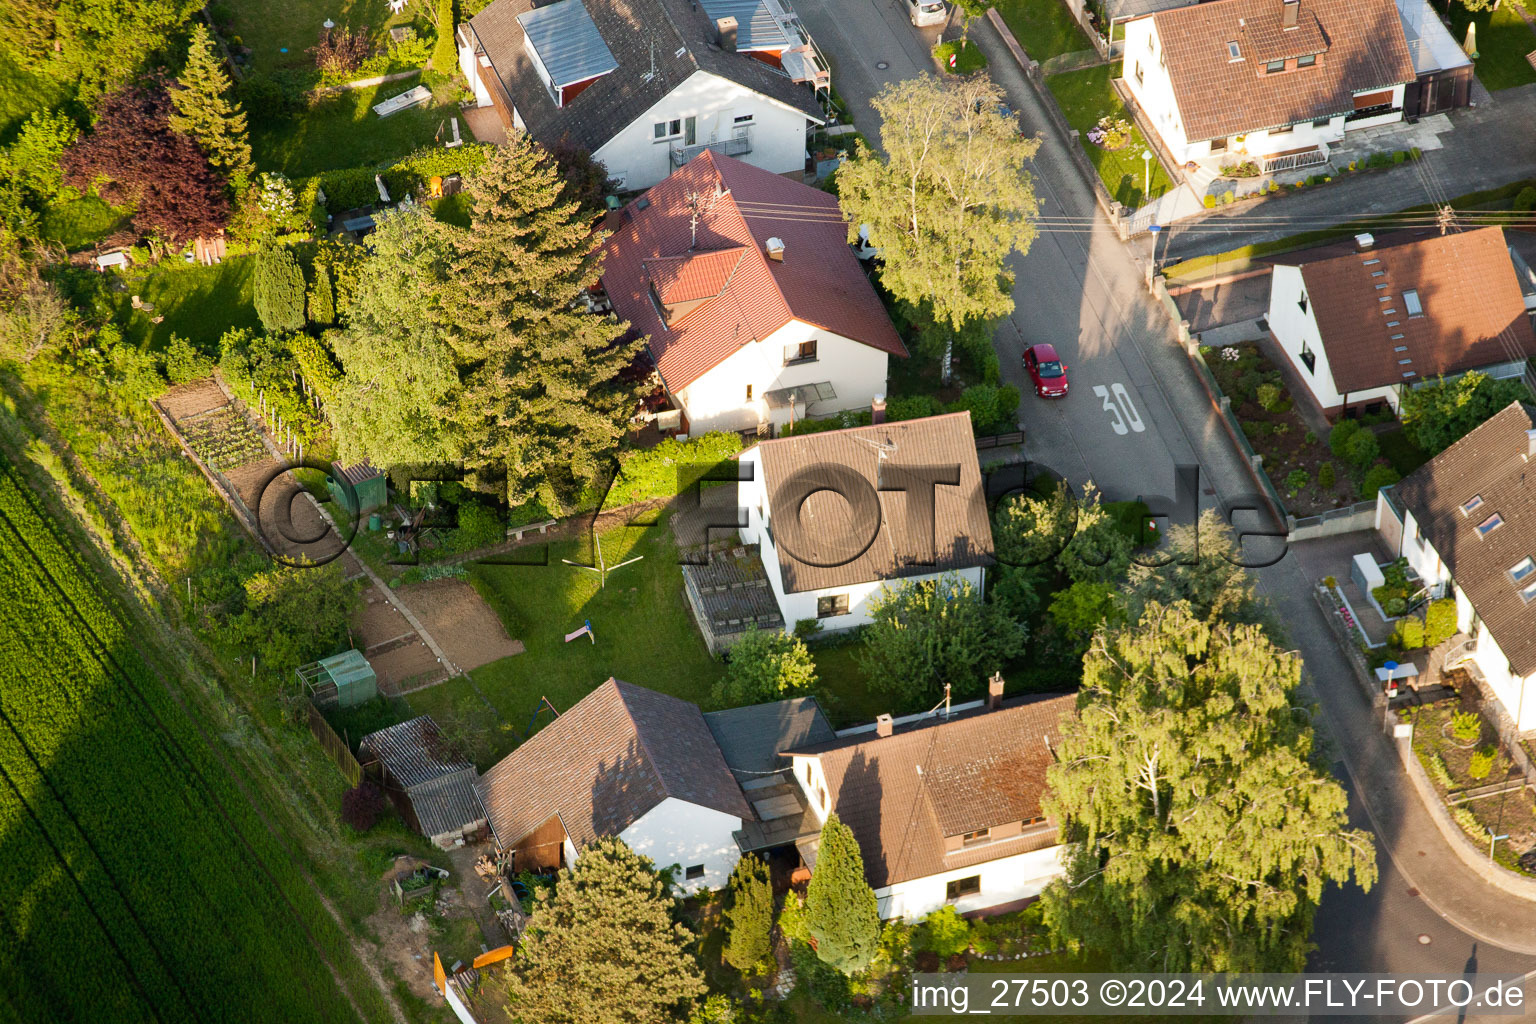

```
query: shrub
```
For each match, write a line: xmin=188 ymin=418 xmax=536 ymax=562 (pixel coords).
xmin=1428 ymin=751 xmax=1454 ymax=789
xmin=1317 ymin=462 xmax=1336 ymax=490
xmin=1222 ymin=190 xmax=1235 ymax=204
xmin=1360 ymin=464 xmax=1399 ymax=499
xmin=163 ymin=333 xmax=213 ymax=384
xmin=1344 ymin=430 xmax=1380 ymax=470
xmin=1328 ymin=418 xmax=1362 ymax=455
xmin=1203 ymin=194 xmax=1217 ymax=209
xmin=1267 ymin=180 xmax=1279 ymax=193
xmin=1284 ymin=469 xmax=1309 ymax=494
xmin=341 ymin=781 xmax=386 ymax=831
xmin=914 ymin=906 xmax=972 ymax=959
xmin=1393 ymin=150 xmax=1406 ymax=164
xmin=1423 ymin=598 xmax=1457 ymax=648
xmin=1452 ymin=710 xmax=1481 ymax=742
xmin=1348 ymin=160 xmax=1358 ymax=172
xmin=310 ymin=24 xmax=373 ymax=76
xmin=1303 ymin=430 xmax=1317 ymax=445
xmin=1391 ymin=616 xmax=1424 ymax=650
xmin=713 ymin=627 xmax=817 ymax=707
xmin=886 ymin=394 xmax=944 ymax=422
xmin=1255 ymin=382 xmax=1282 ymax=411
xmin=1513 ymin=187 xmax=1536 ymax=213
xmin=1410 ymin=147 xmax=1421 ymax=160
xmin=1468 ymin=747 xmax=1496 ymax=781
xmin=450 ymin=500 xmax=504 ymax=551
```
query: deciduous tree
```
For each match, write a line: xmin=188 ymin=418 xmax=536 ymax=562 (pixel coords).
xmin=1398 ymin=371 xmax=1529 ymax=455
xmin=227 ymin=562 xmax=358 ymax=676
xmin=722 ymin=854 xmax=774 ymax=973
xmin=1125 ymin=508 xmax=1264 ymax=627
xmin=993 ymin=481 xmax=1132 ymax=585
xmin=502 ymin=837 xmax=706 ymax=1024
xmin=803 ymin=815 xmax=881 ymax=975
xmin=170 ymin=22 xmax=253 ymax=186
xmin=252 ymin=243 xmax=307 ymax=334
xmin=1041 ymin=601 xmax=1377 ymax=972
xmin=712 ymin=626 xmax=817 ymax=708
xmin=837 ymin=73 xmax=1039 ymax=381
xmin=857 ymin=573 xmax=1024 ymax=705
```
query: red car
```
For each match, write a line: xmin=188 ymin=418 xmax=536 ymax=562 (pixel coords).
xmin=1024 ymin=343 xmax=1069 ymax=398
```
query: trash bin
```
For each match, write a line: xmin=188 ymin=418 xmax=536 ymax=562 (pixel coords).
xmin=368 ymin=513 xmax=381 ymax=532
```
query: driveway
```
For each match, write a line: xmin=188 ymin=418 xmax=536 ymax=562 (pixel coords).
xmin=1162 ymin=83 xmax=1536 ymax=263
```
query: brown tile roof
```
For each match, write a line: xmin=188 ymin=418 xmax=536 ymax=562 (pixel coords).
xmin=1285 ymin=228 xmax=1536 ymax=394
xmin=786 ymin=693 xmax=1076 ymax=888
xmin=1146 ymin=0 xmax=1416 ymax=142
xmin=1391 ymin=402 xmax=1536 ymax=678
xmin=647 ymin=248 xmax=747 ymax=306
xmin=476 ymin=679 xmax=752 ymax=849
xmin=753 ymin=412 xmax=993 ymax=593
xmin=599 ymin=150 xmax=907 ymax=392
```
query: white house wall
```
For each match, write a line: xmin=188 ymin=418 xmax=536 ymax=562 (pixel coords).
xmin=594 ymin=70 xmax=814 ymax=191
xmin=875 ymin=845 xmax=1066 ymax=921
xmin=1268 ymin=265 xmax=1399 ymax=414
xmin=789 ymin=754 xmax=834 ymax=825
xmin=617 ymin=797 xmax=742 ymax=894
xmin=676 ymin=319 xmax=890 ymax=435
xmin=458 ymin=36 xmax=493 ymax=107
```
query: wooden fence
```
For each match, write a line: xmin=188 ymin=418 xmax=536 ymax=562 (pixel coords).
xmin=975 ymin=430 xmax=1025 ymax=450
xmin=307 ymin=699 xmax=364 ymax=788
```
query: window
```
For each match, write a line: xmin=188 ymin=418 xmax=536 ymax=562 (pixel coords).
xmin=1476 ymin=513 xmax=1504 ymax=538
xmin=1403 ymin=289 xmax=1423 ymax=316
xmin=1270 ymin=124 xmax=1293 ymax=136
xmin=946 ymin=875 xmax=982 ymax=902
xmin=817 ymin=782 xmax=827 ymax=810
xmin=1147 ymin=34 xmax=1154 ymax=52
xmin=1523 ymin=580 xmax=1536 ymax=604
xmin=745 ymin=384 xmax=753 ymax=401
xmin=1313 ymin=117 xmax=1330 ymax=128
xmin=787 ymin=339 xmax=817 ymax=364
xmin=1266 ymin=59 xmax=1286 ymax=73
xmin=1363 ymin=258 xmax=1381 ymax=266
xmin=1298 ymin=53 xmax=1317 ymax=68
xmin=817 ymin=594 xmax=850 ymax=618
xmin=961 ymin=828 xmax=991 ymax=847
xmin=1297 ymin=293 xmax=1308 ymax=314
xmin=1210 ymin=137 xmax=1227 ymax=153
xmin=684 ymin=115 xmax=697 ymax=146
xmin=1227 ymin=40 xmax=1242 ymax=60
xmin=1461 ymin=494 xmax=1484 ymax=516
xmin=685 ymin=864 xmax=705 ymax=880
xmin=1134 ymin=61 xmax=1144 ymax=84
xmin=1510 ymin=557 xmax=1536 ymax=584
xmin=734 ymin=113 xmax=754 ymax=123
xmin=654 ymin=122 xmax=667 ymax=140
xmin=1299 ymin=342 xmax=1316 ymax=374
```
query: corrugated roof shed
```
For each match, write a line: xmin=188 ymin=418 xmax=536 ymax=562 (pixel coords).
xmin=517 ymin=0 xmax=618 ymax=88
xmin=361 ymin=716 xmax=474 ymax=789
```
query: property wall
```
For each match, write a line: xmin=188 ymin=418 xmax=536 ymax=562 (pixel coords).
xmin=874 ymin=844 xmax=1066 ymax=921
xmin=594 ymin=70 xmax=816 ymax=191
xmin=675 ymin=319 xmax=891 ymax=435
xmin=1267 ymin=264 xmax=1402 ymax=416
xmin=618 ymin=797 xmax=743 ymax=894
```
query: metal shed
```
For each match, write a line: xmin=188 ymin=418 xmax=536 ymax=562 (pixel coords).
xmin=359 ymin=716 xmax=489 ymax=849
xmin=297 ymin=649 xmax=378 ymax=708
xmin=329 ymin=460 xmax=386 ymax=515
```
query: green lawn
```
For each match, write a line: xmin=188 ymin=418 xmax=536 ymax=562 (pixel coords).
xmin=38 ymin=196 xmax=132 ymax=251
xmin=250 ymin=78 xmax=459 ymax=178
xmin=1046 ymin=64 xmax=1176 ymax=208
xmin=993 ymin=0 xmax=1094 ymax=62
xmin=936 ymin=39 xmax=989 ymax=74
xmin=218 ymin=0 xmax=424 ymax=75
xmin=1448 ymin=0 xmax=1536 ymax=91
xmin=114 ymin=256 xmax=261 ymax=351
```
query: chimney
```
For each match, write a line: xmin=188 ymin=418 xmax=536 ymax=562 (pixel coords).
xmin=875 ymin=713 xmax=893 ymax=738
xmin=715 ymin=15 xmax=738 ymax=51
xmin=987 ymin=672 xmax=1005 ymax=711
xmin=1281 ymin=0 xmax=1298 ymax=29
xmin=765 ymin=236 xmax=785 ymax=262
xmin=871 ymin=393 xmax=887 ymax=424
xmin=1355 ymin=232 xmax=1375 ymax=250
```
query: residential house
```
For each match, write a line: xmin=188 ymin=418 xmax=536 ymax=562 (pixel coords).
xmin=600 ymin=150 xmax=907 ymax=435
xmin=358 ymin=716 xmax=489 ymax=849
xmin=734 ymin=411 xmax=993 ymax=633
xmin=458 ymin=0 xmax=827 ymax=190
xmin=476 ymin=678 xmax=754 ymax=892
xmin=1120 ymin=0 xmax=1429 ymax=173
xmin=1266 ymin=228 xmax=1536 ymax=419
xmin=1376 ymin=402 xmax=1536 ymax=733
xmin=784 ymin=677 xmax=1076 ymax=920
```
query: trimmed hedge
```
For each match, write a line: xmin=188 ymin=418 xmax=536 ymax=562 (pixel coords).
xmin=296 ymin=144 xmax=496 ymax=215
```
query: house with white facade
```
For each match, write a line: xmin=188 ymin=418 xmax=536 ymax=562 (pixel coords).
xmin=1376 ymin=403 xmax=1536 ymax=734
xmin=1120 ymin=0 xmax=1424 ymax=173
xmin=784 ymin=678 xmax=1076 ymax=921
xmin=1266 ymin=227 xmax=1536 ymax=419
xmin=459 ymin=0 xmax=827 ymax=190
xmin=476 ymin=678 xmax=754 ymax=893
xmin=600 ymin=149 xmax=907 ymax=436
xmin=732 ymin=412 xmax=993 ymax=635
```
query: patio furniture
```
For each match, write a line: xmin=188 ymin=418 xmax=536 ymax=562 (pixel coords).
xmin=388 ymin=0 xmax=408 ymax=13
xmin=372 ymin=85 xmax=432 ymax=118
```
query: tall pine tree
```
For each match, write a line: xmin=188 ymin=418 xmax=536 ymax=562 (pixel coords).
xmin=722 ymin=854 xmax=773 ymax=973
xmin=307 ymin=261 xmax=336 ymax=327
xmin=1041 ymin=601 xmax=1377 ymax=972
xmin=803 ymin=814 xmax=880 ymax=974
xmin=252 ymin=243 xmax=307 ymax=334
xmin=170 ymin=23 xmax=252 ymax=186
xmin=444 ymin=136 xmax=642 ymax=510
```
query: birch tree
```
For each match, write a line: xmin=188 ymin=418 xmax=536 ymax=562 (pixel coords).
xmin=837 ymin=73 xmax=1039 ymax=382
xmin=1041 ymin=601 xmax=1376 ymax=972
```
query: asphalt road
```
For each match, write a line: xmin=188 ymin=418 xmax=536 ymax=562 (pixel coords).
xmin=793 ymin=0 xmax=1536 ymax=1002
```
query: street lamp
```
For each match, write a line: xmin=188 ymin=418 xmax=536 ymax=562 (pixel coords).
xmin=1488 ymin=828 xmax=1510 ymax=862
xmin=1141 ymin=149 xmax=1153 ymax=199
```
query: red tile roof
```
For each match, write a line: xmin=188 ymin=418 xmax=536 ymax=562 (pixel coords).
xmin=599 ymin=150 xmax=907 ymax=392
xmin=1145 ymin=0 xmax=1416 ymax=143
xmin=1280 ymin=228 xmax=1536 ymax=394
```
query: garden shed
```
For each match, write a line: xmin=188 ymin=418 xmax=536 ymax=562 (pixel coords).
xmin=359 ymin=716 xmax=489 ymax=849
xmin=329 ymin=460 xmax=386 ymax=515
xmin=296 ymin=649 xmax=378 ymax=708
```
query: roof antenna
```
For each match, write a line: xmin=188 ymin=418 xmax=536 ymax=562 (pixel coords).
xmin=641 ymin=39 xmax=657 ymax=83
xmin=687 ymin=191 xmax=702 ymax=249
xmin=942 ymin=682 xmax=951 ymax=719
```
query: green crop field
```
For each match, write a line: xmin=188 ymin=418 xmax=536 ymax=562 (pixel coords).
xmin=0 ymin=454 xmax=369 ymax=1023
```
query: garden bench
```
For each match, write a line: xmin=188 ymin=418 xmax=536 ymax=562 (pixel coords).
xmin=506 ymin=519 xmax=557 ymax=542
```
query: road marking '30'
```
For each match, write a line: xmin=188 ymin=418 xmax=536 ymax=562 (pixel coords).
xmin=1092 ymin=383 xmax=1146 ymax=435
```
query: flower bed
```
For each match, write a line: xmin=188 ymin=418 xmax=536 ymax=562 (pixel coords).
xmin=1219 ymin=160 xmax=1261 ymax=178
xmin=1087 ymin=115 xmax=1132 ymax=151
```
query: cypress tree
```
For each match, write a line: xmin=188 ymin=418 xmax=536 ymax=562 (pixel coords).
xmin=722 ymin=854 xmax=774 ymax=972
xmin=307 ymin=261 xmax=336 ymax=327
xmin=170 ymin=23 xmax=253 ymax=187
xmin=253 ymin=244 xmax=307 ymax=334
xmin=431 ymin=0 xmax=458 ymax=74
xmin=803 ymin=814 xmax=880 ymax=974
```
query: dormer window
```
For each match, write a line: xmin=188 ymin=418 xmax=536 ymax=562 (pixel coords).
xmin=1460 ymin=494 xmax=1483 ymax=516
xmin=516 ymin=0 xmax=617 ymax=109
xmin=1297 ymin=53 xmax=1316 ymax=68
xmin=1476 ymin=513 xmax=1504 ymax=538
xmin=961 ymin=827 xmax=991 ymax=846
xmin=1265 ymin=59 xmax=1285 ymax=74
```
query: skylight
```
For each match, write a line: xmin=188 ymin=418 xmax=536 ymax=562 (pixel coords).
xmin=1461 ymin=494 xmax=1484 ymax=515
xmin=1403 ymin=289 xmax=1423 ymax=316
xmin=1227 ymin=41 xmax=1242 ymax=60
xmin=1523 ymin=580 xmax=1536 ymax=604
xmin=1511 ymin=557 xmax=1536 ymax=584
xmin=1476 ymin=513 xmax=1504 ymax=538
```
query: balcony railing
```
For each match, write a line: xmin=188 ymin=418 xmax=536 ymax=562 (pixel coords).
xmin=671 ymin=130 xmax=752 ymax=167
xmin=1345 ymin=104 xmax=1399 ymax=124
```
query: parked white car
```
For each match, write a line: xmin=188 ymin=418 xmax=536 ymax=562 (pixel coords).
xmin=906 ymin=0 xmax=946 ymax=27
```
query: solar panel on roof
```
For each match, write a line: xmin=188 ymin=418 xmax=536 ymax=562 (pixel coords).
xmin=517 ymin=0 xmax=617 ymax=89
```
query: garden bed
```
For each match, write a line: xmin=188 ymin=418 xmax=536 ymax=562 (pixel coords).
xmin=1045 ymin=65 xmax=1174 ymax=208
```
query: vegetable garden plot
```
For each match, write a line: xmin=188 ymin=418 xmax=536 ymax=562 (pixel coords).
xmin=177 ymin=407 xmax=267 ymax=472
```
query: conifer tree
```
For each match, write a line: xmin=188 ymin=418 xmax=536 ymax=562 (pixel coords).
xmin=307 ymin=261 xmax=336 ymax=327
xmin=431 ymin=0 xmax=458 ymax=74
xmin=722 ymin=854 xmax=774 ymax=973
xmin=252 ymin=243 xmax=307 ymax=334
xmin=502 ymin=837 xmax=706 ymax=1024
xmin=444 ymin=136 xmax=642 ymax=510
xmin=803 ymin=814 xmax=880 ymax=974
xmin=1041 ymin=601 xmax=1377 ymax=972
xmin=170 ymin=23 xmax=253 ymax=186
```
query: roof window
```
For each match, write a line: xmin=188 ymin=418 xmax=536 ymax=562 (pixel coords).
xmin=1461 ymin=494 xmax=1484 ymax=516
xmin=1476 ymin=513 xmax=1504 ymax=538
xmin=1393 ymin=346 xmax=1408 ymax=352
xmin=1523 ymin=580 xmax=1536 ymax=604
xmin=1363 ymin=258 xmax=1381 ymax=266
xmin=1227 ymin=41 xmax=1242 ymax=60
xmin=1511 ymin=557 xmax=1536 ymax=584
xmin=1403 ymin=289 xmax=1423 ymax=316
